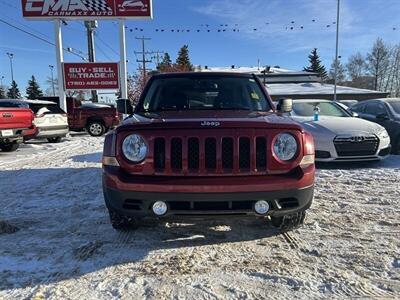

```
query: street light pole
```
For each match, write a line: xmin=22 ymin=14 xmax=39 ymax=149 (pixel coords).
xmin=0 ymin=76 xmax=4 ymax=87
xmin=333 ymin=0 xmax=340 ymax=102
xmin=6 ymin=52 xmax=15 ymax=98
xmin=6 ymin=52 xmax=14 ymax=83
xmin=49 ymin=65 xmax=55 ymax=96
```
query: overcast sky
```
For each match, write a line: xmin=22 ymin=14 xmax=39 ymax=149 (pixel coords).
xmin=0 ymin=0 xmax=399 ymax=92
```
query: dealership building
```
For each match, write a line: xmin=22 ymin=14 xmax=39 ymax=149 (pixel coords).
xmin=200 ymin=66 xmax=389 ymax=101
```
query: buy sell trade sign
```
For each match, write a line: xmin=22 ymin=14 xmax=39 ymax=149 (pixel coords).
xmin=63 ymin=62 xmax=120 ymax=90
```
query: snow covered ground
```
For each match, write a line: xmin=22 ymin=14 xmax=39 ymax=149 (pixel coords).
xmin=0 ymin=134 xmax=399 ymax=299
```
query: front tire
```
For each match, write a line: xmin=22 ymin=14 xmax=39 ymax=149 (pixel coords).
xmin=0 ymin=143 xmax=19 ymax=152
xmin=87 ymin=122 xmax=105 ymax=137
xmin=47 ymin=137 xmax=62 ymax=143
xmin=108 ymin=208 xmax=138 ymax=230
xmin=271 ymin=211 xmax=306 ymax=232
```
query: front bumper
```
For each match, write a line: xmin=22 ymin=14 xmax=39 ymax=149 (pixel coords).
xmin=315 ymin=136 xmax=391 ymax=162
xmin=103 ymin=185 xmax=314 ymax=219
xmin=103 ymin=165 xmax=315 ymax=219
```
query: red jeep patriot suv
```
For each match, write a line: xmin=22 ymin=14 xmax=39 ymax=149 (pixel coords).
xmin=102 ymin=72 xmax=315 ymax=232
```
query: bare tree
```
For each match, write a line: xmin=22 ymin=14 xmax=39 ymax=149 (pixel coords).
xmin=329 ymin=58 xmax=346 ymax=84
xmin=366 ymin=38 xmax=391 ymax=90
xmin=45 ymin=76 xmax=58 ymax=96
xmin=384 ymin=44 xmax=400 ymax=96
xmin=127 ymin=68 xmax=148 ymax=106
xmin=346 ymin=53 xmax=367 ymax=81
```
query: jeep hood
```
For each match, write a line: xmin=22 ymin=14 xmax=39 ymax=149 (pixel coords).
xmin=118 ymin=110 xmax=303 ymax=131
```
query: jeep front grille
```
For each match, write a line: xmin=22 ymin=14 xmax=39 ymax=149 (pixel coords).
xmin=153 ymin=134 xmax=268 ymax=175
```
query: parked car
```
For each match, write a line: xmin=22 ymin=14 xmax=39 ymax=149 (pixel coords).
xmin=338 ymin=100 xmax=358 ymax=108
xmin=335 ymin=101 xmax=358 ymax=115
xmin=287 ymin=99 xmax=391 ymax=162
xmin=102 ymin=72 xmax=316 ymax=232
xmin=40 ymin=97 xmax=121 ymax=137
xmin=25 ymin=100 xmax=69 ymax=143
xmin=0 ymin=100 xmax=35 ymax=152
xmin=351 ymin=98 xmax=400 ymax=154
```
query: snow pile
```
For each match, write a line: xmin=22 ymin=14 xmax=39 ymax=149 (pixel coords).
xmin=0 ymin=135 xmax=399 ymax=299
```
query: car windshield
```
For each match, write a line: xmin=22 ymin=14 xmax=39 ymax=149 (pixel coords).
xmin=389 ymin=101 xmax=400 ymax=114
xmin=292 ymin=102 xmax=350 ymax=117
xmin=138 ymin=76 xmax=271 ymax=112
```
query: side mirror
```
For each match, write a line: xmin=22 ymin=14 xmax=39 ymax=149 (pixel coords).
xmin=277 ymin=98 xmax=293 ymax=113
xmin=352 ymin=112 xmax=359 ymax=118
xmin=117 ymin=98 xmax=134 ymax=115
xmin=376 ymin=113 xmax=389 ymax=120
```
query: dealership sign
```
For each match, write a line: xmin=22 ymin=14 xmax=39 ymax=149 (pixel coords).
xmin=22 ymin=0 xmax=152 ymax=19
xmin=63 ymin=62 xmax=119 ymax=90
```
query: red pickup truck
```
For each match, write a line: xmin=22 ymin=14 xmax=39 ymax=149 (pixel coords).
xmin=40 ymin=97 xmax=121 ymax=136
xmin=0 ymin=100 xmax=34 ymax=152
xmin=102 ymin=72 xmax=315 ymax=232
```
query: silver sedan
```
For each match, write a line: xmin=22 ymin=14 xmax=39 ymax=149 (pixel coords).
xmin=288 ymin=100 xmax=391 ymax=162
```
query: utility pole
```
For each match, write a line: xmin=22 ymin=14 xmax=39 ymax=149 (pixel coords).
xmin=49 ymin=65 xmax=55 ymax=96
xmin=85 ymin=20 xmax=98 ymax=102
xmin=333 ymin=0 xmax=341 ymax=102
xmin=135 ymin=36 xmax=152 ymax=80
xmin=0 ymin=76 xmax=4 ymax=87
xmin=151 ymin=50 xmax=165 ymax=66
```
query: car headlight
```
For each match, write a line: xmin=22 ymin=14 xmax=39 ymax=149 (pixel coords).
xmin=377 ymin=129 xmax=389 ymax=139
xmin=122 ymin=134 xmax=148 ymax=162
xmin=273 ymin=133 xmax=298 ymax=161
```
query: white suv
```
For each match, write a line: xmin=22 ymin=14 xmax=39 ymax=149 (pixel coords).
xmin=25 ymin=100 xmax=69 ymax=143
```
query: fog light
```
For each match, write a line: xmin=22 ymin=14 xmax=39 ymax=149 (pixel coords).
xmin=254 ymin=200 xmax=270 ymax=215
xmin=152 ymin=201 xmax=167 ymax=216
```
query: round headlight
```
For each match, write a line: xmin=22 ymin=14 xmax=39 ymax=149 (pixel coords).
xmin=273 ymin=133 xmax=298 ymax=161
xmin=122 ymin=134 xmax=148 ymax=162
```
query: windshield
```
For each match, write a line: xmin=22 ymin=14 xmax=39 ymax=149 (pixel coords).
xmin=138 ymin=76 xmax=271 ymax=112
xmin=292 ymin=102 xmax=350 ymax=117
xmin=389 ymin=101 xmax=400 ymax=114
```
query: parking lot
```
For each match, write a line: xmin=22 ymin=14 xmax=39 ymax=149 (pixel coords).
xmin=0 ymin=135 xmax=399 ymax=299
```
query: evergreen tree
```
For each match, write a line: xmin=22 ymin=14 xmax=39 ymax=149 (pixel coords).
xmin=26 ymin=75 xmax=43 ymax=99
xmin=7 ymin=81 xmax=21 ymax=99
xmin=303 ymin=48 xmax=328 ymax=80
xmin=157 ymin=52 xmax=172 ymax=71
xmin=0 ymin=86 xmax=6 ymax=99
xmin=176 ymin=45 xmax=194 ymax=71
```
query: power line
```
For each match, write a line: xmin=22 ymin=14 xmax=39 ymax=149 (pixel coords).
xmin=151 ymin=51 xmax=165 ymax=66
xmin=0 ymin=18 xmax=87 ymax=61
xmin=0 ymin=18 xmax=54 ymax=46
xmin=95 ymin=32 xmax=120 ymax=57
xmin=2 ymin=15 xmax=52 ymax=41
xmin=96 ymin=44 xmax=114 ymax=61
